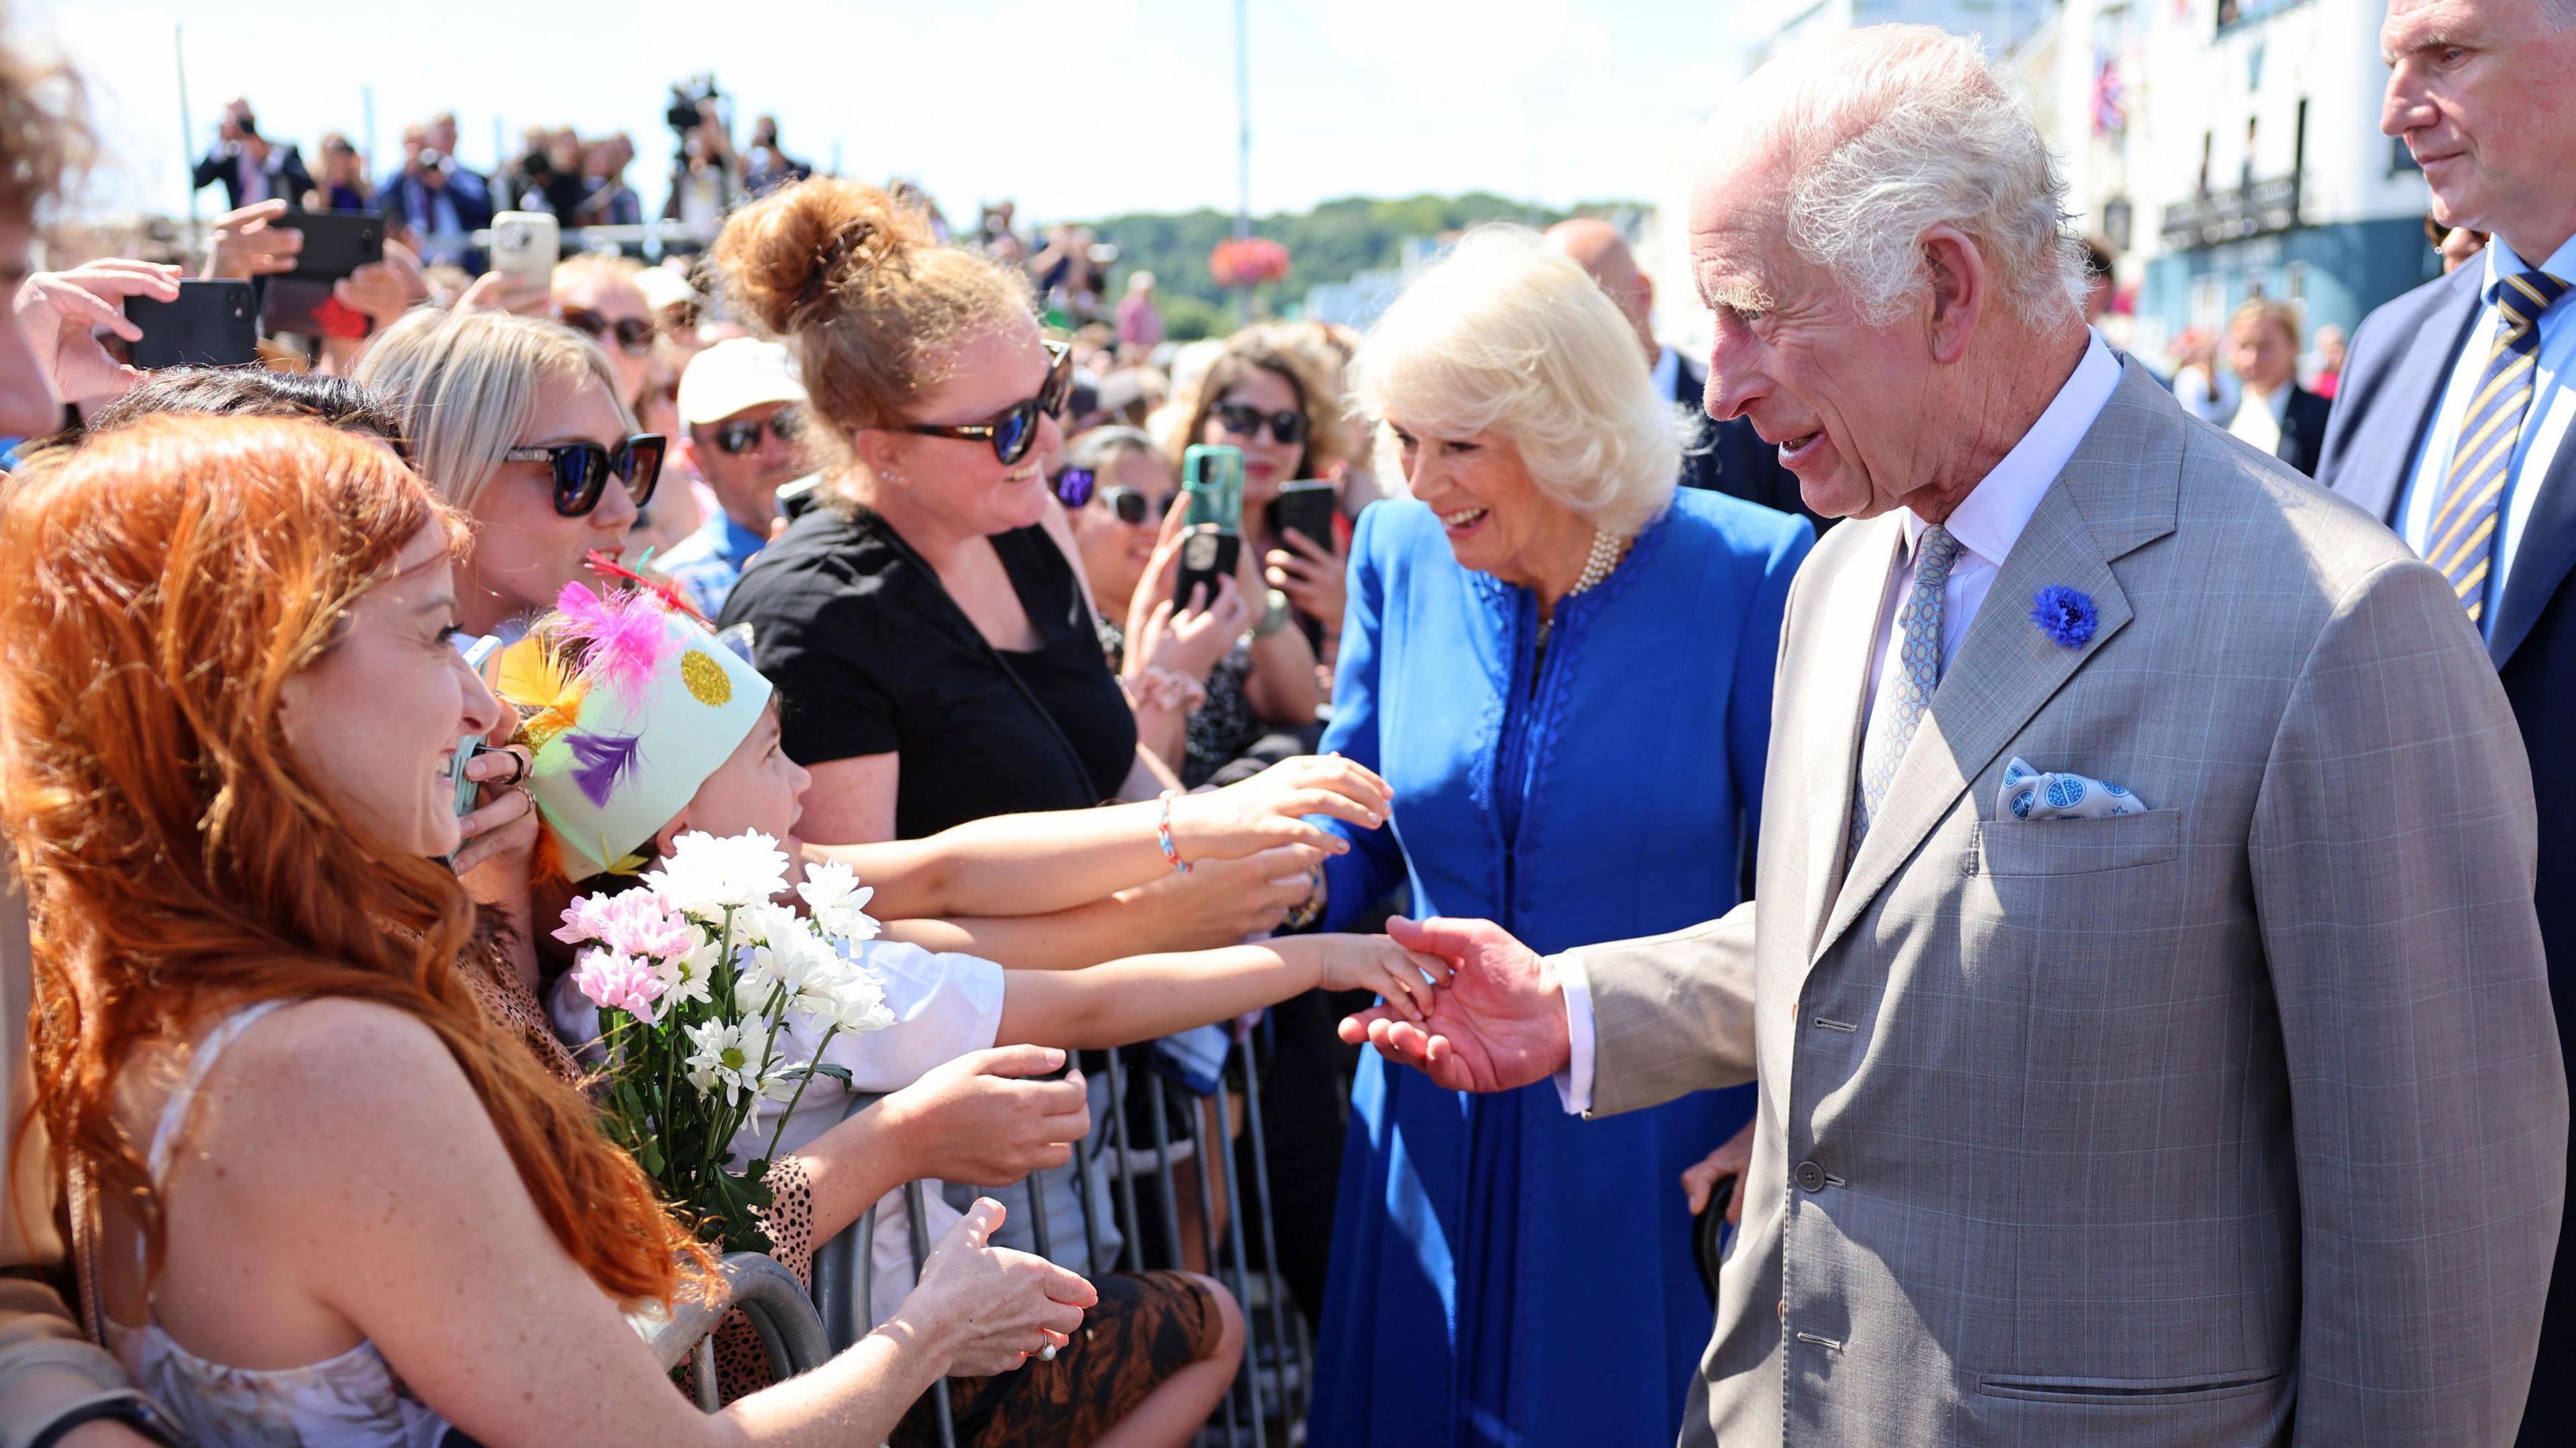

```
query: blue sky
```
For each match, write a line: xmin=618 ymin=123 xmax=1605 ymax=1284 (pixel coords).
xmin=33 ymin=0 xmax=1764 ymax=227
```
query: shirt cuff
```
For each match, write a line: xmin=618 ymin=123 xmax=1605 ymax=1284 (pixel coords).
xmin=1552 ymin=951 xmax=1597 ymax=1116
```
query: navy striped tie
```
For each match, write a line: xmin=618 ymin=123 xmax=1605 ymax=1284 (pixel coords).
xmin=2426 ymin=268 xmax=2570 ymax=623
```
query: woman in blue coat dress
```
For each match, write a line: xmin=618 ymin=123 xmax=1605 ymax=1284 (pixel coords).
xmin=1306 ymin=229 xmax=1813 ymax=1446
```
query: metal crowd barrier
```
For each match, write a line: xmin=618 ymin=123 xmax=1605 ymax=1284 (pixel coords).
xmin=631 ymin=1249 xmax=832 ymax=1410
xmin=807 ymin=1019 xmax=1313 ymax=1445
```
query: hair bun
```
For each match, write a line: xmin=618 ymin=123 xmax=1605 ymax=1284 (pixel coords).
xmin=714 ymin=178 xmax=931 ymax=338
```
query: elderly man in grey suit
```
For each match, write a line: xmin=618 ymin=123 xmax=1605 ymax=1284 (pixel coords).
xmin=1344 ymin=24 xmax=2566 ymax=1448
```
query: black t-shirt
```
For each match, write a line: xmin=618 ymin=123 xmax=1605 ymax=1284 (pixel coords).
xmin=717 ymin=506 xmax=1137 ymax=838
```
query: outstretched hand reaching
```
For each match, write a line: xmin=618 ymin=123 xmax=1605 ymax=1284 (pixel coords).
xmin=1337 ymin=915 xmax=1571 ymax=1094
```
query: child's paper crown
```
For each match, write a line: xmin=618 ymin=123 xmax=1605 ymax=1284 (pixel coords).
xmin=496 ymin=579 xmax=772 ymax=882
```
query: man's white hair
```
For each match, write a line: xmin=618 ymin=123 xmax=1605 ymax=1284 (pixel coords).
xmin=1351 ymin=226 xmax=1678 ymax=539
xmin=1737 ymin=25 xmax=2083 ymax=329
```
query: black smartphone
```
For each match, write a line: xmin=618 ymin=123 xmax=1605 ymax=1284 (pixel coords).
xmin=127 ymin=280 xmax=257 ymax=369
xmin=1174 ymin=444 xmax=1244 ymax=612
xmin=280 ymin=209 xmax=384 ymax=281
xmin=1692 ymin=1175 xmax=1735 ymax=1304
xmin=1267 ymin=479 xmax=1337 ymax=553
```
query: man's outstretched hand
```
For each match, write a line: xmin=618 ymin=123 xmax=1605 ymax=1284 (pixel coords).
xmin=1338 ymin=915 xmax=1570 ymax=1093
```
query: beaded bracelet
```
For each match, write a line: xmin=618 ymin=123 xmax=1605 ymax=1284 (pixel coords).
xmin=1157 ymin=789 xmax=1191 ymax=873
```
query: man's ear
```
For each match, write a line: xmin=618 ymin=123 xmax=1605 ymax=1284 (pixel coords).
xmin=672 ymin=432 xmax=702 ymax=480
xmin=1919 ymin=225 xmax=1988 ymax=366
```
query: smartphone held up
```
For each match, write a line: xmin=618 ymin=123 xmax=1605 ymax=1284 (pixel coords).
xmin=1173 ymin=443 xmax=1244 ymax=613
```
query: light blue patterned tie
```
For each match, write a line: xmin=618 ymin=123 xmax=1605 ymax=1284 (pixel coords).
xmin=2426 ymin=268 xmax=2570 ymax=624
xmin=1853 ymin=524 xmax=1962 ymax=849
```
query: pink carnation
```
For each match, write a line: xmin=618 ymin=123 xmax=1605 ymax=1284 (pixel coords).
xmin=554 ymin=891 xmax=696 ymax=962
xmin=572 ymin=950 xmax=669 ymax=1026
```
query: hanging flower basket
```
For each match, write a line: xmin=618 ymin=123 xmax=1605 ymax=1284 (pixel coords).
xmin=1208 ymin=236 xmax=1291 ymax=289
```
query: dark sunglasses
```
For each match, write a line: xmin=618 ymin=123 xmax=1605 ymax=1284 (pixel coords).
xmin=502 ymin=433 xmax=666 ymax=518
xmin=903 ymin=339 xmax=1073 ymax=465
xmin=562 ymin=306 xmax=657 ymax=357
xmin=1213 ymin=400 xmax=1306 ymax=447
xmin=1098 ymin=486 xmax=1175 ymax=526
xmin=1053 ymin=466 xmax=1096 ymax=508
xmin=709 ymin=408 xmax=805 ymax=455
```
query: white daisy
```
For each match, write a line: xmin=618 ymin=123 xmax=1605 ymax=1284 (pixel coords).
xmin=645 ymin=831 xmax=792 ymax=920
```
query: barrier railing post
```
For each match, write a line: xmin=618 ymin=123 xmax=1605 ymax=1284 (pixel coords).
xmin=1181 ymin=1075 xmax=1248 ymax=1448
xmin=1211 ymin=1059 xmax=1270 ymax=1443
xmin=1234 ymin=1023 xmax=1307 ymax=1425
xmin=1104 ymin=1048 xmax=1144 ymax=1272
xmin=904 ymin=1180 xmax=959 ymax=1448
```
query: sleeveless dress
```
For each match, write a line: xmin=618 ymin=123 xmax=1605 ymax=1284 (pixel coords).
xmin=108 ymin=999 xmax=458 ymax=1448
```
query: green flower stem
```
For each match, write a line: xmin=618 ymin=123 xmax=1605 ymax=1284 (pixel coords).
xmin=763 ymin=1020 xmax=843 ymax=1166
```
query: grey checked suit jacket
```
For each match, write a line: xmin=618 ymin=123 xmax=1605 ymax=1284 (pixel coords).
xmin=1564 ymin=359 xmax=2567 ymax=1447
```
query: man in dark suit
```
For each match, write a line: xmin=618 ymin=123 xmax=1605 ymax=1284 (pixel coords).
xmin=1544 ymin=217 xmax=1828 ymax=532
xmin=2221 ymin=296 xmax=2332 ymax=476
xmin=190 ymin=99 xmax=311 ymax=213
xmin=2317 ymin=4 xmax=2576 ymax=1440
xmin=373 ymin=124 xmax=494 ymax=272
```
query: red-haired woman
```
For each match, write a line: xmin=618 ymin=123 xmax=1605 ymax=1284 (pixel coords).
xmin=0 ymin=415 xmax=1092 ymax=1447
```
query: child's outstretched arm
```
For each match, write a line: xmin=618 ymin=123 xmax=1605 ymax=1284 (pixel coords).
xmin=991 ymin=934 xmax=1450 ymax=1050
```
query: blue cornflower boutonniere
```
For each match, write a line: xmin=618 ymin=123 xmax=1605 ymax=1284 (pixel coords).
xmin=2029 ymin=586 xmax=2098 ymax=649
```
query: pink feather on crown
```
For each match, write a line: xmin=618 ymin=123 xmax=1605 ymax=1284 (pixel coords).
xmin=553 ymin=582 xmax=676 ymax=697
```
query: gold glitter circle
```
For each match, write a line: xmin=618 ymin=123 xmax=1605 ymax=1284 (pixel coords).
xmin=680 ymin=650 xmax=732 ymax=708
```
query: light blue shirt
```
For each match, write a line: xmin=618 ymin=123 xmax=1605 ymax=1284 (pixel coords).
xmin=2397 ymin=233 xmax=2576 ymax=628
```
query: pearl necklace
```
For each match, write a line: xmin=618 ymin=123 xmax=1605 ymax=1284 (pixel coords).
xmin=1536 ymin=528 xmax=1630 ymax=652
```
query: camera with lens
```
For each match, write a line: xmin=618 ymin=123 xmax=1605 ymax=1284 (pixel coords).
xmin=666 ymin=74 xmax=720 ymax=134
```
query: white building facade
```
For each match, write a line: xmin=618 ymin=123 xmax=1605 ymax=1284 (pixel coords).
xmin=2059 ymin=0 xmax=2436 ymax=357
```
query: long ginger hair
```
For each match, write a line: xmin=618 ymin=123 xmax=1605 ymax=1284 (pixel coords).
xmin=0 ymin=416 xmax=712 ymax=1305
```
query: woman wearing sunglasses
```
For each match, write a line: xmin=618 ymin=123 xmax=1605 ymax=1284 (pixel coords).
xmin=1062 ymin=426 xmax=1303 ymax=790
xmin=1173 ymin=328 xmax=1357 ymax=657
xmin=357 ymin=307 xmax=663 ymax=641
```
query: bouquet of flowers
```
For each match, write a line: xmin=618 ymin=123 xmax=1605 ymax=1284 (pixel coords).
xmin=554 ymin=830 xmax=895 ymax=1251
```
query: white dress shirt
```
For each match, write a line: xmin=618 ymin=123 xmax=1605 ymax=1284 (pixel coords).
xmin=1556 ymin=330 xmax=2125 ymax=1113
xmin=1652 ymin=343 xmax=1683 ymax=406
xmin=2396 ymin=233 xmax=2576 ymax=628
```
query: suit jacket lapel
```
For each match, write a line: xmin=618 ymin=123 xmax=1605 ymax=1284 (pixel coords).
xmin=1811 ymin=361 xmax=2182 ymax=967
xmin=2490 ymin=441 xmax=2576 ymax=665
xmin=1797 ymin=517 xmax=1902 ymax=957
xmin=2351 ymin=268 xmax=2485 ymax=526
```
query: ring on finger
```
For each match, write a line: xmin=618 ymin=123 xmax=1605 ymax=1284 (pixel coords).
xmin=1038 ymin=1343 xmax=1059 ymax=1362
xmin=490 ymin=748 xmax=531 ymax=787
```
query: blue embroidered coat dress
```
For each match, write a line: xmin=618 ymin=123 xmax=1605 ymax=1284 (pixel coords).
xmin=1309 ymin=489 xmax=1813 ymax=1446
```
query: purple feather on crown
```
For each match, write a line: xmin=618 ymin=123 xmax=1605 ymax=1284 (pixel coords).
xmin=553 ymin=582 xmax=676 ymax=696
xmin=567 ymin=730 xmax=645 ymax=808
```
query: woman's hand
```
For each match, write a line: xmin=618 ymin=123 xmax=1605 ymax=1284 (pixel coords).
xmin=455 ymin=268 xmax=553 ymax=318
xmin=878 ymin=1044 xmax=1093 ymax=1187
xmin=11 ymin=258 xmax=180 ymax=405
xmin=202 ymin=199 xmax=302 ymax=280
xmin=1126 ymin=524 xmax=1253 ymax=685
xmin=1121 ymin=842 xmax=1324 ymax=946
xmin=450 ymin=736 xmax=537 ymax=881
xmin=896 ymin=1198 xmax=1097 ymax=1377
xmin=334 ymin=237 xmax=429 ymax=325
xmin=1266 ymin=526 xmax=1348 ymax=638
xmin=1289 ymin=934 xmax=1450 ymax=1021
xmin=1169 ymin=755 xmax=1390 ymax=861
xmin=1682 ymin=1117 xmax=1754 ymax=1223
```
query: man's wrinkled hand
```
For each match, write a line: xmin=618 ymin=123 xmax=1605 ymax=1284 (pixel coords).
xmin=1338 ymin=915 xmax=1569 ymax=1093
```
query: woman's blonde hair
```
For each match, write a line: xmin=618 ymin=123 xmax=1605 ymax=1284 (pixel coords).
xmin=2228 ymin=296 xmax=2302 ymax=354
xmin=711 ymin=177 xmax=1032 ymax=474
xmin=1350 ymin=226 xmax=1677 ymax=538
xmin=353 ymin=309 xmax=629 ymax=514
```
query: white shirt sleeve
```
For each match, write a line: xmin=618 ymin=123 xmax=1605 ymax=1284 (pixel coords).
xmin=1552 ymin=951 xmax=1597 ymax=1115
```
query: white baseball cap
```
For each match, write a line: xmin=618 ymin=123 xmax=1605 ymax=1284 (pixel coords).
xmin=676 ymin=339 xmax=806 ymax=428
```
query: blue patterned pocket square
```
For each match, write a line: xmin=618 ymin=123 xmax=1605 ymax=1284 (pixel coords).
xmin=1996 ymin=757 xmax=2150 ymax=821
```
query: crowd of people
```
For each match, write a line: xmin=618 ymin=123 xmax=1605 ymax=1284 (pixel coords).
xmin=1 ymin=1 xmax=2573 ymax=1446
